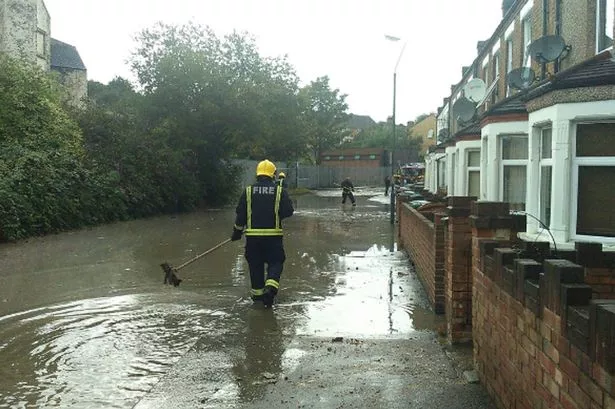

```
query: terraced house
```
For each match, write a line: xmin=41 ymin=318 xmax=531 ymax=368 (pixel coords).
xmin=405 ymin=1 xmax=615 ymax=407
xmin=426 ymin=0 xmax=615 ymax=246
xmin=0 ymin=0 xmax=87 ymax=106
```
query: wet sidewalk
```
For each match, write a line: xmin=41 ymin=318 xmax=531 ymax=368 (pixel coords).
xmin=133 ymin=246 xmax=495 ymax=409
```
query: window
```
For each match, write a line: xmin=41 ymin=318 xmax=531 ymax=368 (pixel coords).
xmin=369 ymin=154 xmax=376 ymax=159
xmin=506 ymin=39 xmax=514 ymax=96
xmin=500 ymin=135 xmax=528 ymax=210
xmin=492 ymin=53 xmax=500 ymax=104
xmin=324 ymin=156 xmax=331 ymax=160
xmin=438 ymin=159 xmax=446 ymax=190
xmin=354 ymin=155 xmax=361 ymax=160
xmin=36 ymin=30 xmax=46 ymax=56
xmin=573 ymin=123 xmax=615 ymax=238
xmin=451 ymin=152 xmax=456 ymax=195
xmin=539 ymin=128 xmax=552 ymax=227
xmin=467 ymin=150 xmax=480 ymax=198
xmin=338 ymin=155 xmax=344 ymax=160
xmin=596 ymin=0 xmax=614 ymax=53
xmin=522 ymin=17 xmax=532 ymax=66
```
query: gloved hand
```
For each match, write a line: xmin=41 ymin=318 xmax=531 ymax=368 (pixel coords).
xmin=231 ymin=227 xmax=244 ymax=241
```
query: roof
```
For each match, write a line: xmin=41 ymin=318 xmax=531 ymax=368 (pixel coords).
xmin=454 ymin=122 xmax=481 ymax=137
xmin=526 ymin=50 xmax=615 ymax=99
xmin=320 ymin=147 xmax=385 ymax=156
xmin=482 ymin=90 xmax=528 ymax=117
xmin=346 ymin=114 xmax=376 ymax=130
xmin=50 ymin=38 xmax=86 ymax=70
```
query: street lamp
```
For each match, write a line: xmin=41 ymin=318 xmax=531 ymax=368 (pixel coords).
xmin=385 ymin=35 xmax=407 ymax=224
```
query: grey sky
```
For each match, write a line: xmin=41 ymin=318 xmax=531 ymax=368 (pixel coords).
xmin=45 ymin=0 xmax=502 ymax=124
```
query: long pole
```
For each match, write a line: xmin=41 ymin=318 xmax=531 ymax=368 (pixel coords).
xmin=390 ymin=72 xmax=396 ymax=224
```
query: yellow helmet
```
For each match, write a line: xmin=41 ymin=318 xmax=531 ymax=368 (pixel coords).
xmin=256 ymin=159 xmax=276 ymax=178
xmin=279 ymin=172 xmax=286 ymax=179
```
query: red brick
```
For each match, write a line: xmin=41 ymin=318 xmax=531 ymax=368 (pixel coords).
xmin=539 ymin=350 xmax=556 ymax=376
xmin=568 ymin=380 xmax=592 ymax=409
xmin=560 ymin=355 xmax=580 ymax=383
xmin=592 ymin=364 xmax=613 ymax=397
xmin=579 ymin=371 xmax=604 ymax=405
xmin=560 ymin=390 xmax=580 ymax=409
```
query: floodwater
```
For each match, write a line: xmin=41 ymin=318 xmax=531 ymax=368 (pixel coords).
xmin=0 ymin=188 xmax=441 ymax=408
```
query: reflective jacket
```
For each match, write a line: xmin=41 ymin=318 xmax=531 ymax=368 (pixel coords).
xmin=341 ymin=179 xmax=354 ymax=193
xmin=234 ymin=178 xmax=294 ymax=236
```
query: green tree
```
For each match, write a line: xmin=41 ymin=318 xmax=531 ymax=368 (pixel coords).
xmin=298 ymin=76 xmax=349 ymax=164
xmin=0 ymin=56 xmax=117 ymax=240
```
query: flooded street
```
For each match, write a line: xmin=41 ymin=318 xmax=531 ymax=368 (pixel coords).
xmin=0 ymin=189 xmax=494 ymax=409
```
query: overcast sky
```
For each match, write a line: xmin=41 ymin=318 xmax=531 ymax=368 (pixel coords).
xmin=45 ymin=0 xmax=502 ymax=124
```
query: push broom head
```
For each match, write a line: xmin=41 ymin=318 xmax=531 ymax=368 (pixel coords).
xmin=161 ymin=262 xmax=182 ymax=287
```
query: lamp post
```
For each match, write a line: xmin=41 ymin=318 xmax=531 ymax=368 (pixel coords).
xmin=385 ymin=35 xmax=407 ymax=224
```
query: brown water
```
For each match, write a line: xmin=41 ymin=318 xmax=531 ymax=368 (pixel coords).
xmin=0 ymin=188 xmax=440 ymax=408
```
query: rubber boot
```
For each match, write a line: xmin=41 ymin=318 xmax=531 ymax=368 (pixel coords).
xmin=262 ymin=286 xmax=276 ymax=308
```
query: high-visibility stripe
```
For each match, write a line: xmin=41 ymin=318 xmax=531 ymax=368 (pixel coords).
xmin=251 ymin=288 xmax=264 ymax=296
xmin=265 ymin=279 xmax=279 ymax=289
xmin=245 ymin=185 xmax=283 ymax=236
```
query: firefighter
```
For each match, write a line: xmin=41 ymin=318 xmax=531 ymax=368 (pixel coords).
xmin=277 ymin=171 xmax=288 ymax=188
xmin=231 ymin=159 xmax=294 ymax=308
xmin=340 ymin=176 xmax=356 ymax=206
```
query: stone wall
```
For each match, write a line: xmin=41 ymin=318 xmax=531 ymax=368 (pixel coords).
xmin=471 ymin=204 xmax=615 ymax=409
xmin=0 ymin=0 xmax=49 ymax=68
xmin=397 ymin=202 xmax=445 ymax=314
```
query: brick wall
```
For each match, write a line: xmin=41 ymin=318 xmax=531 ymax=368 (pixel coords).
xmin=472 ymin=205 xmax=615 ymax=409
xmin=397 ymin=202 xmax=445 ymax=314
xmin=445 ymin=197 xmax=476 ymax=343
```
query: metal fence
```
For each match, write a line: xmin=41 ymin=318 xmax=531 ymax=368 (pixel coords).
xmin=233 ymin=160 xmax=391 ymax=189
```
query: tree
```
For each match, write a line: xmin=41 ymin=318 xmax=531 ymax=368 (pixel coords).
xmin=298 ymin=76 xmax=349 ymax=164
xmin=0 ymin=56 xmax=108 ymax=240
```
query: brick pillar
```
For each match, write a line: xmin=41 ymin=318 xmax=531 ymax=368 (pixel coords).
xmin=434 ymin=211 xmax=447 ymax=314
xmin=445 ymin=196 xmax=476 ymax=344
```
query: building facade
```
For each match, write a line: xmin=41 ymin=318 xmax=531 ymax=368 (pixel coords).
xmin=0 ymin=0 xmax=50 ymax=69
xmin=425 ymin=0 xmax=615 ymax=247
xmin=0 ymin=0 xmax=87 ymax=106
xmin=408 ymin=113 xmax=437 ymax=157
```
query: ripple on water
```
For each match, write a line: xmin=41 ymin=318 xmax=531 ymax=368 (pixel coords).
xmin=0 ymin=293 xmax=232 ymax=408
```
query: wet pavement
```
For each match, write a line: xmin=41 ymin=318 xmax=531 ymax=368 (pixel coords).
xmin=0 ymin=188 xmax=496 ymax=408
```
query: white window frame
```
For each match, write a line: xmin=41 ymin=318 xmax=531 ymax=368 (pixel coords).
xmin=499 ymin=134 xmax=529 ymax=209
xmin=522 ymin=16 xmax=533 ymax=67
xmin=467 ymin=150 xmax=481 ymax=197
xmin=451 ymin=152 xmax=456 ymax=195
xmin=570 ymin=121 xmax=615 ymax=242
xmin=506 ymin=39 xmax=514 ymax=97
xmin=538 ymin=128 xmax=553 ymax=227
xmin=596 ymin=0 xmax=614 ymax=53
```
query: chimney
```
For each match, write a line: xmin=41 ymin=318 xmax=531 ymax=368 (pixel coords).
xmin=502 ymin=0 xmax=515 ymax=17
xmin=477 ymin=41 xmax=487 ymax=54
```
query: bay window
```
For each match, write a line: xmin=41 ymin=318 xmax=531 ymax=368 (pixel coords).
xmin=573 ymin=123 xmax=615 ymax=238
xmin=501 ymin=135 xmax=528 ymax=210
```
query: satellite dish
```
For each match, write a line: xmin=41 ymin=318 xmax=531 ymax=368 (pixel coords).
xmin=427 ymin=129 xmax=434 ymax=139
xmin=528 ymin=35 xmax=567 ymax=63
xmin=507 ymin=67 xmax=536 ymax=90
xmin=453 ymin=97 xmax=476 ymax=122
xmin=463 ymin=78 xmax=487 ymax=103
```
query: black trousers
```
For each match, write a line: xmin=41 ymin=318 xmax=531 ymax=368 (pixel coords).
xmin=342 ymin=191 xmax=355 ymax=204
xmin=245 ymin=236 xmax=286 ymax=296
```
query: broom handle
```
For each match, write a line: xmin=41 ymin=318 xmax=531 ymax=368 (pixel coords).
xmin=174 ymin=238 xmax=232 ymax=271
